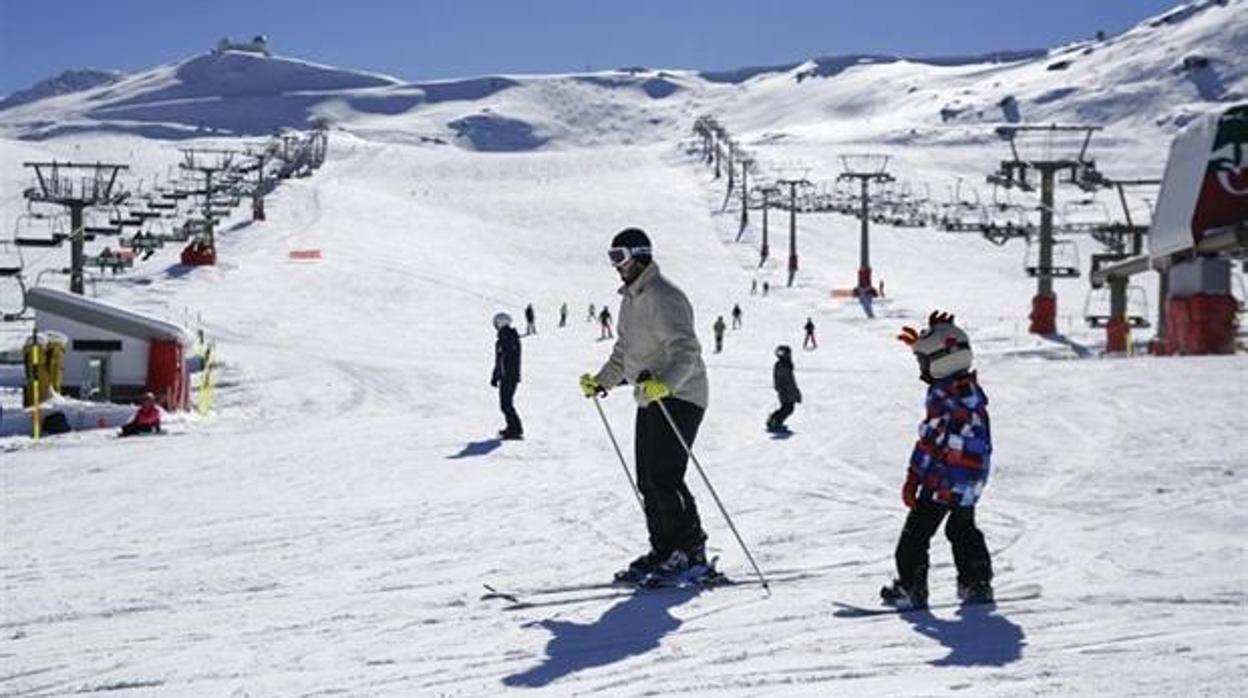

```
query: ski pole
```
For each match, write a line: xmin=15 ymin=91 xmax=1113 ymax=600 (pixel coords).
xmin=592 ymin=393 xmax=646 ymax=516
xmin=654 ymin=397 xmax=771 ymax=593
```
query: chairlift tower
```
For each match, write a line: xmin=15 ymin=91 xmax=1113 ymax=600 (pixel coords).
xmin=837 ymin=154 xmax=895 ymax=297
xmin=776 ymin=177 xmax=812 ymax=287
xmin=243 ymin=144 xmax=275 ymax=221
xmin=22 ymin=161 xmax=129 ymax=295
xmin=989 ymin=124 xmax=1102 ymax=335
xmin=180 ymin=148 xmax=240 ymax=255
xmin=739 ymin=157 xmax=753 ymax=229
xmin=757 ymin=184 xmax=779 ymax=267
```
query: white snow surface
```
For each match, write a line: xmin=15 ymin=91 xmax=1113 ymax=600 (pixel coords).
xmin=2 ymin=3 xmax=1248 ymax=696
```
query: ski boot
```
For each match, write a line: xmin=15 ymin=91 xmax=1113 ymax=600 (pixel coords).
xmin=640 ymin=548 xmax=718 ymax=589
xmin=957 ymin=579 xmax=995 ymax=605
xmin=498 ymin=429 xmax=524 ymax=441
xmin=880 ymin=579 xmax=928 ymax=610
xmin=614 ymin=550 xmax=663 ymax=584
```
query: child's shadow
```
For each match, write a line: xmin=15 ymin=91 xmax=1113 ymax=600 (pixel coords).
xmin=903 ymin=603 xmax=1026 ymax=666
xmin=502 ymin=588 xmax=697 ymax=688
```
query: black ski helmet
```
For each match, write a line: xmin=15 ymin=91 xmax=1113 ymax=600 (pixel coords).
xmin=775 ymin=344 xmax=792 ymax=359
xmin=610 ymin=228 xmax=652 ymax=260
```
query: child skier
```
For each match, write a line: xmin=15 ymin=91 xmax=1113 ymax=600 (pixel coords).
xmin=881 ymin=311 xmax=993 ymax=610
xmin=766 ymin=345 xmax=800 ymax=433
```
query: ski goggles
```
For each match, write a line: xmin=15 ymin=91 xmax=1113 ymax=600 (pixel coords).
xmin=915 ymin=340 xmax=970 ymax=371
xmin=607 ymin=246 xmax=650 ymax=268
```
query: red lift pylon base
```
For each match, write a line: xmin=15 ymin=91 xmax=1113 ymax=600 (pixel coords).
xmin=854 ymin=267 xmax=878 ymax=297
xmin=1030 ymin=293 xmax=1057 ymax=335
xmin=1161 ymin=294 xmax=1237 ymax=355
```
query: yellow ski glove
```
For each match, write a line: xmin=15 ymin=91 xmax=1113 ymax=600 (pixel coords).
xmin=580 ymin=373 xmax=606 ymax=398
xmin=639 ymin=375 xmax=671 ymax=403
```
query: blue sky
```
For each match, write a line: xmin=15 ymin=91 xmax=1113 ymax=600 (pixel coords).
xmin=0 ymin=0 xmax=1181 ymax=94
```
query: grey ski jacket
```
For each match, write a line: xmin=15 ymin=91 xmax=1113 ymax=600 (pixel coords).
xmin=595 ymin=262 xmax=709 ymax=409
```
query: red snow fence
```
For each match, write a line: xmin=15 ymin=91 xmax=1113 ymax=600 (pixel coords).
xmin=288 ymin=249 xmax=322 ymax=261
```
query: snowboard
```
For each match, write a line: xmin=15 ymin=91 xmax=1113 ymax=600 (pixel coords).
xmin=833 ymin=584 xmax=1042 ymax=618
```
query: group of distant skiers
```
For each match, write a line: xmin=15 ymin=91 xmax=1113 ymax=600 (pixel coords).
xmin=487 ymin=227 xmax=994 ymax=606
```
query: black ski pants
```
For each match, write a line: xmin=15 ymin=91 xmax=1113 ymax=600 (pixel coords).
xmin=895 ymin=498 xmax=992 ymax=590
xmin=768 ymin=401 xmax=795 ymax=428
xmin=498 ymin=379 xmax=522 ymax=435
xmin=635 ymin=398 xmax=706 ymax=557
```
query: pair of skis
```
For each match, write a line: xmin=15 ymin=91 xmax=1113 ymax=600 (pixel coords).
xmin=482 ymin=564 xmax=739 ymax=611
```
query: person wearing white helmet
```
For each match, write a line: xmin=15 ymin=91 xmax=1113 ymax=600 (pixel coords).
xmin=579 ymin=227 xmax=711 ymax=585
xmin=881 ymin=310 xmax=994 ymax=610
xmin=491 ymin=311 xmax=523 ymax=440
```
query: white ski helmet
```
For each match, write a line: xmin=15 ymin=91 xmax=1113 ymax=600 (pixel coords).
xmin=493 ymin=312 xmax=512 ymax=330
xmin=898 ymin=311 xmax=973 ymax=382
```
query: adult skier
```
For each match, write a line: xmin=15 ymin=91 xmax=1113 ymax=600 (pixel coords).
xmin=587 ymin=302 xmax=596 ymax=322
xmin=491 ymin=312 xmax=524 ymax=440
xmin=712 ymin=316 xmax=726 ymax=353
xmin=766 ymin=345 xmax=801 ymax=433
xmin=579 ymin=227 xmax=711 ymax=585
xmin=598 ymin=305 xmax=614 ymax=340
xmin=559 ymin=302 xmax=568 ymax=328
xmin=731 ymin=303 xmax=743 ymax=330
xmin=803 ymin=317 xmax=817 ymax=349
xmin=524 ymin=304 xmax=537 ymax=336
xmin=881 ymin=311 xmax=993 ymax=609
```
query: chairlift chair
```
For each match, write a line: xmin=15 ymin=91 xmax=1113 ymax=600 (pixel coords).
xmin=0 ymin=242 xmax=28 ymax=321
xmin=1024 ymin=238 xmax=1081 ymax=278
xmin=35 ymin=267 xmax=99 ymax=296
xmin=12 ymin=212 xmax=68 ymax=248
xmin=1083 ymin=286 xmax=1150 ymax=328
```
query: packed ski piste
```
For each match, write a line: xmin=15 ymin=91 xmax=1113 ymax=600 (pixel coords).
xmin=3 ymin=2 xmax=1247 ymax=696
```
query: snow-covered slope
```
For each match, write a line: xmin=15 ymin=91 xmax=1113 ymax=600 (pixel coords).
xmin=1 ymin=2 xmax=1246 ymax=696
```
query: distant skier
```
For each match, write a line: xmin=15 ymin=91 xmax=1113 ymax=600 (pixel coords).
xmin=881 ymin=311 xmax=993 ymax=610
xmin=587 ymin=302 xmax=596 ymax=322
xmin=579 ymin=227 xmax=711 ymax=585
xmin=524 ymin=304 xmax=537 ymax=336
xmin=878 ymin=278 xmax=886 ymax=298
xmin=712 ymin=316 xmax=726 ymax=353
xmin=731 ymin=303 xmax=743 ymax=330
xmin=803 ymin=317 xmax=817 ymax=349
xmin=491 ymin=312 xmax=524 ymax=440
xmin=598 ymin=305 xmax=614 ymax=340
xmin=762 ymin=281 xmax=770 ymax=297
xmin=751 ymin=279 xmax=758 ymax=296
xmin=766 ymin=345 xmax=801 ymax=433
xmin=559 ymin=302 xmax=568 ymax=328
xmin=119 ymin=392 xmax=162 ymax=437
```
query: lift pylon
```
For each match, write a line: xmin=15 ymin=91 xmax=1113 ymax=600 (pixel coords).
xmin=837 ymin=154 xmax=895 ymax=297
xmin=22 ymin=160 xmax=130 ymax=295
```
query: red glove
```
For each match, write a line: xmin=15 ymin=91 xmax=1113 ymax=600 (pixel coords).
xmin=902 ymin=472 xmax=920 ymax=509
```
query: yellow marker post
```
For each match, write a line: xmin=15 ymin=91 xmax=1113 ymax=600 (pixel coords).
xmin=31 ymin=342 xmax=41 ymax=441
xmin=197 ymin=344 xmax=216 ymax=416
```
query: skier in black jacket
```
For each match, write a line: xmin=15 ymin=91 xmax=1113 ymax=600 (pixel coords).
xmin=491 ymin=312 xmax=524 ymax=440
xmin=767 ymin=345 xmax=801 ymax=432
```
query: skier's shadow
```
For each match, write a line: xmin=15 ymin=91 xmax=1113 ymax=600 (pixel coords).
xmin=446 ymin=439 xmax=501 ymax=459
xmin=502 ymin=588 xmax=697 ymax=688
xmin=901 ymin=603 xmax=1025 ymax=666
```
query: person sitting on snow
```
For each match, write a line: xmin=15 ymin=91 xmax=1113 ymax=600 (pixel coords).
xmin=119 ymin=392 xmax=162 ymax=437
